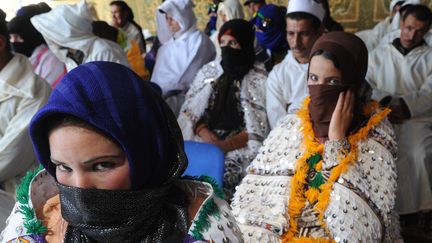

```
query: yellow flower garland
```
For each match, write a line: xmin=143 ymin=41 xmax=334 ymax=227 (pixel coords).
xmin=281 ymin=97 xmax=391 ymax=242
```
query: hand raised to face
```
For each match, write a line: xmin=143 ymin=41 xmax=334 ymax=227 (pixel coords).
xmin=328 ymin=90 xmax=355 ymax=141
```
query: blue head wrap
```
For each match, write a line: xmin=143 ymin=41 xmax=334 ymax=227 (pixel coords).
xmin=29 ymin=62 xmax=187 ymax=189
xmin=254 ymin=4 xmax=288 ymax=52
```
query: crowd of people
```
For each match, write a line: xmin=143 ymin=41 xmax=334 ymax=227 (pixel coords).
xmin=0 ymin=0 xmax=431 ymax=242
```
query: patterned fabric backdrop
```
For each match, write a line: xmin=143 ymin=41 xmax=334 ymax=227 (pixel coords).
xmin=52 ymin=0 xmax=432 ymax=35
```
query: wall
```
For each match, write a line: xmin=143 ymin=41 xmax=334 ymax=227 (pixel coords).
xmin=94 ymin=0 xmax=432 ymax=34
xmin=5 ymin=0 xmax=432 ymax=35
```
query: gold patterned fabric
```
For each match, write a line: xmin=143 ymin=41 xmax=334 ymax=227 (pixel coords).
xmin=51 ymin=0 xmax=432 ymax=34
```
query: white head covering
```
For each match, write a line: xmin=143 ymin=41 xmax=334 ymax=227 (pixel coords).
xmin=400 ymin=0 xmax=420 ymax=7
xmin=390 ymin=0 xmax=405 ymax=12
xmin=216 ymin=0 xmax=245 ymax=29
xmin=31 ymin=0 xmax=93 ymax=46
xmin=286 ymin=0 xmax=325 ymax=22
xmin=152 ymin=0 xmax=216 ymax=95
xmin=156 ymin=0 xmax=197 ymax=43
xmin=31 ymin=0 xmax=129 ymax=71
xmin=391 ymin=0 xmax=420 ymax=30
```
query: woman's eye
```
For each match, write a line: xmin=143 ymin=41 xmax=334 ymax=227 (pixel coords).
xmin=328 ymin=79 xmax=341 ymax=85
xmin=309 ymin=74 xmax=318 ymax=82
xmin=56 ymin=164 xmax=72 ymax=172
xmin=93 ymin=162 xmax=115 ymax=172
xmin=229 ymin=40 xmax=237 ymax=47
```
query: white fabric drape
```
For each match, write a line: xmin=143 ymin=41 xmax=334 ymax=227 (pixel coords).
xmin=391 ymin=0 xmax=421 ymax=30
xmin=29 ymin=44 xmax=66 ymax=87
xmin=216 ymin=0 xmax=245 ymax=30
xmin=367 ymin=43 xmax=432 ymax=214
xmin=266 ymin=51 xmax=309 ymax=129
xmin=151 ymin=0 xmax=215 ymax=95
xmin=0 ymin=54 xmax=51 ymax=185
xmin=31 ymin=0 xmax=129 ymax=72
xmin=0 ymin=54 xmax=51 ymax=229
xmin=210 ymin=0 xmax=245 ymax=58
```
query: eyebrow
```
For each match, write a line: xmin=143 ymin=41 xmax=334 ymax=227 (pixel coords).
xmin=50 ymin=155 xmax=125 ymax=165
xmin=286 ymin=30 xmax=311 ymax=34
xmin=325 ymin=76 xmax=342 ymax=79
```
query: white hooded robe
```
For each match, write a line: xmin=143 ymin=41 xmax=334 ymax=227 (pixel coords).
xmin=266 ymin=51 xmax=309 ymax=129
xmin=31 ymin=1 xmax=130 ymax=72
xmin=366 ymin=42 xmax=432 ymax=214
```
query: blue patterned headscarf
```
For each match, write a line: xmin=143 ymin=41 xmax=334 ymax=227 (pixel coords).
xmin=254 ymin=4 xmax=288 ymax=52
xmin=29 ymin=61 xmax=188 ymax=189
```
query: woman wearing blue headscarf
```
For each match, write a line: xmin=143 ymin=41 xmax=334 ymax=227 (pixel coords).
xmin=253 ymin=4 xmax=289 ymax=71
xmin=1 ymin=62 xmax=242 ymax=242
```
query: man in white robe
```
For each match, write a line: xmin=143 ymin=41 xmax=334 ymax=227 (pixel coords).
xmin=357 ymin=0 xmax=422 ymax=51
xmin=266 ymin=0 xmax=324 ymax=129
xmin=31 ymin=0 xmax=130 ymax=72
xmin=0 ymin=17 xmax=51 ymax=229
xmin=377 ymin=28 xmax=432 ymax=48
xmin=366 ymin=4 xmax=432 ymax=215
xmin=356 ymin=0 xmax=405 ymax=51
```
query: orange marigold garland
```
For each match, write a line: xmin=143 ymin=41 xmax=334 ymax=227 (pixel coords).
xmin=281 ymin=97 xmax=391 ymax=242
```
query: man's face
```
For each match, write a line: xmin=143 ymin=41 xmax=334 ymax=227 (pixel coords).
xmin=110 ymin=5 xmax=126 ymax=27
xmin=286 ymin=18 xmax=321 ymax=63
xmin=400 ymin=14 xmax=429 ymax=50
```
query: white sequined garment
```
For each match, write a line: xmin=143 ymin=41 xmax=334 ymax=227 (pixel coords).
xmin=178 ymin=60 xmax=269 ymax=198
xmin=231 ymin=113 xmax=402 ymax=242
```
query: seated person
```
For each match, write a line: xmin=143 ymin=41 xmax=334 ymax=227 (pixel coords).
xmin=266 ymin=0 xmax=325 ymax=129
xmin=366 ymin=3 xmax=432 ymax=222
xmin=30 ymin=1 xmax=129 ymax=72
xmin=253 ymin=4 xmax=289 ymax=71
xmin=210 ymin=0 xmax=245 ymax=58
xmin=110 ymin=1 xmax=146 ymax=54
xmin=375 ymin=27 xmax=432 ymax=49
xmin=151 ymin=0 xmax=216 ymax=116
xmin=178 ymin=19 xmax=269 ymax=199
xmin=231 ymin=32 xmax=401 ymax=242
xmin=0 ymin=14 xmax=51 ymax=229
xmin=1 ymin=62 xmax=243 ymax=242
xmin=7 ymin=15 xmax=66 ymax=87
